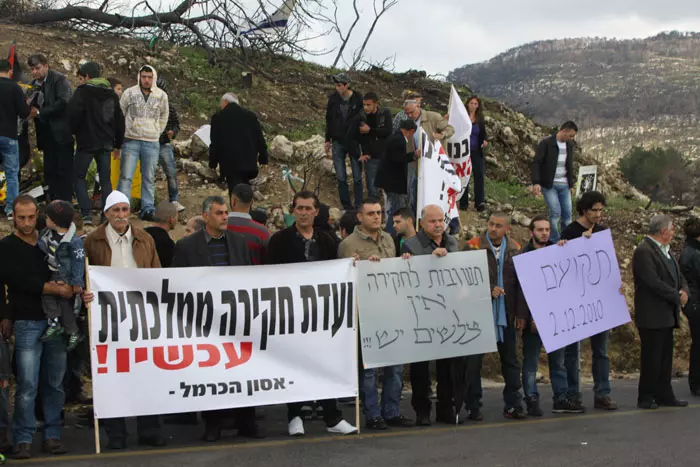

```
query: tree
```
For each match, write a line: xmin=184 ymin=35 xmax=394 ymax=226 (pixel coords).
xmin=619 ymin=146 xmax=690 ymax=204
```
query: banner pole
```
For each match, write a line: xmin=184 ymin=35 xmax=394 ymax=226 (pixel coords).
xmin=84 ymin=257 xmax=102 ymax=454
xmin=354 ymin=298 xmax=361 ymax=435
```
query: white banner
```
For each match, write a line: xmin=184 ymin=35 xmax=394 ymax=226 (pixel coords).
xmin=446 ymin=86 xmax=472 ymax=200
xmin=89 ymin=260 xmax=358 ymax=419
xmin=357 ymin=252 xmax=497 ymax=369
xmin=417 ymin=128 xmax=461 ymax=227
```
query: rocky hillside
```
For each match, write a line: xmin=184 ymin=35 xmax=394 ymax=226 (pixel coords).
xmin=448 ymin=32 xmax=700 ymax=165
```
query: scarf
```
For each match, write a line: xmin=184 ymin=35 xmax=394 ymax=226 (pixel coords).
xmin=486 ymin=234 xmax=507 ymax=343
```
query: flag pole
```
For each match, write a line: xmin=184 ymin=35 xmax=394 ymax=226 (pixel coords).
xmin=84 ymin=258 xmax=102 ymax=454
xmin=354 ymin=297 xmax=361 ymax=435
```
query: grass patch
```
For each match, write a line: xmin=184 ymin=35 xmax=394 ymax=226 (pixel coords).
xmin=484 ymin=178 xmax=542 ymax=209
xmin=606 ymin=195 xmax=647 ymax=211
xmin=282 ymin=120 xmax=326 ymax=141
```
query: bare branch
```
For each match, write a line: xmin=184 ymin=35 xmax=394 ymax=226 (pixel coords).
xmin=349 ymin=0 xmax=398 ymax=71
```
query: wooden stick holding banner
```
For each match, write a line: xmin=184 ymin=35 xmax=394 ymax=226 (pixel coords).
xmin=415 ymin=126 xmax=424 ymax=223
xmin=84 ymin=257 xmax=102 ymax=454
xmin=354 ymin=298 xmax=361 ymax=435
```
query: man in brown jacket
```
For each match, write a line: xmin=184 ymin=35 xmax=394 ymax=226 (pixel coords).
xmin=84 ymin=190 xmax=164 ymax=449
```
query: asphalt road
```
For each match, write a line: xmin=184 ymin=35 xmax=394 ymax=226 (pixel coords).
xmin=18 ymin=378 xmax=699 ymax=466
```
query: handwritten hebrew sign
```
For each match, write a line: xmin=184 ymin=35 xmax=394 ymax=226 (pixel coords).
xmin=89 ymin=260 xmax=357 ymax=418
xmin=357 ymin=250 xmax=496 ymax=369
xmin=513 ymin=230 xmax=631 ymax=353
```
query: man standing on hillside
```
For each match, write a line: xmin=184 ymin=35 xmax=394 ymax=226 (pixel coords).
xmin=209 ymin=93 xmax=268 ymax=194
xmin=68 ymin=61 xmax=125 ymax=225
xmin=226 ymin=183 xmax=270 ymax=265
xmin=324 ymin=73 xmax=364 ymax=210
xmin=345 ymin=92 xmax=393 ymax=200
xmin=27 ymin=54 xmax=74 ymax=202
xmin=117 ymin=65 xmax=169 ymax=221
xmin=531 ymin=121 xmax=578 ymax=242
xmin=0 ymin=59 xmax=30 ymax=220
xmin=633 ymin=214 xmax=689 ymax=410
xmin=560 ymin=191 xmax=617 ymax=411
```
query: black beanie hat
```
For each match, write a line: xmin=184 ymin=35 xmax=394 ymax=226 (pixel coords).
xmin=45 ymin=200 xmax=74 ymax=229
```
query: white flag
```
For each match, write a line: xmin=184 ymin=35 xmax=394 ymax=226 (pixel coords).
xmin=417 ymin=128 xmax=461 ymax=227
xmin=446 ymin=86 xmax=472 ymax=201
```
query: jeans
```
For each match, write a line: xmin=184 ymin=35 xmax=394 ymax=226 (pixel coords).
xmin=563 ymin=342 xmax=581 ymax=399
xmin=365 ymin=158 xmax=380 ymax=199
xmin=522 ymin=327 xmax=568 ymax=402
xmin=332 ymin=141 xmax=362 ymax=209
xmin=159 ymin=144 xmax=179 ymax=202
xmin=117 ymin=139 xmax=160 ymax=217
xmin=13 ymin=320 xmax=66 ymax=444
xmin=542 ymin=182 xmax=572 ymax=242
xmin=74 ymin=149 xmax=111 ymax=217
xmin=0 ymin=137 xmax=19 ymax=215
xmin=361 ymin=365 xmax=403 ymax=420
xmin=460 ymin=148 xmax=485 ymax=209
xmin=467 ymin=325 xmax=523 ymax=410
xmin=565 ymin=331 xmax=611 ymax=398
xmin=384 ymin=192 xmax=408 ymax=235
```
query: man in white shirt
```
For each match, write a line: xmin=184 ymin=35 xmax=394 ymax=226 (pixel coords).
xmin=84 ymin=191 xmax=165 ymax=450
xmin=530 ymin=121 xmax=578 ymax=242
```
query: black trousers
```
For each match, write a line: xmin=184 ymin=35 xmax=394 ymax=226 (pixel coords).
xmin=226 ymin=170 xmax=258 ymax=195
xmin=690 ymin=318 xmax=700 ymax=392
xmin=103 ymin=415 xmax=162 ymax=442
xmin=288 ymin=400 xmax=342 ymax=427
xmin=202 ymin=407 xmax=256 ymax=431
xmin=638 ymin=327 xmax=676 ymax=404
xmin=459 ymin=148 xmax=485 ymax=209
xmin=43 ymin=141 xmax=74 ymax=202
xmin=411 ymin=358 xmax=454 ymax=416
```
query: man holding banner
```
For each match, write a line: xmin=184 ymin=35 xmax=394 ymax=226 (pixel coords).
xmin=84 ymin=191 xmax=166 ymax=449
xmin=267 ymin=190 xmax=357 ymax=437
xmin=171 ymin=195 xmax=264 ymax=441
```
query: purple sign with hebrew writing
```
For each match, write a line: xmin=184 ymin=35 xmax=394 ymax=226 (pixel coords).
xmin=513 ymin=230 xmax=631 ymax=353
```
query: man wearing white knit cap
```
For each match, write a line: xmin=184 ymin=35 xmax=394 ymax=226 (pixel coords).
xmin=84 ymin=190 xmax=165 ymax=449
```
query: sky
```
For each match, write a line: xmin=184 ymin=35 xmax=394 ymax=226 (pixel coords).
xmin=296 ymin=0 xmax=700 ymax=76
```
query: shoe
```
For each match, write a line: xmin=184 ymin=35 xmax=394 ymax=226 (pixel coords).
xmin=173 ymin=201 xmax=186 ymax=213
xmin=415 ymin=413 xmax=431 ymax=426
xmin=288 ymin=416 xmax=305 ymax=436
xmin=365 ymin=416 xmax=388 ymax=430
xmin=66 ymin=332 xmax=85 ymax=352
xmin=436 ymin=410 xmax=464 ymax=425
xmin=300 ymin=404 xmax=313 ymax=420
xmin=202 ymin=427 xmax=221 ymax=442
xmin=657 ymin=399 xmax=689 ymax=407
xmin=238 ymin=423 xmax=266 ymax=439
xmin=467 ymin=409 xmax=484 ymax=421
xmin=594 ymin=396 xmax=618 ymax=411
xmin=526 ymin=397 xmax=544 ymax=417
xmin=138 ymin=435 xmax=167 ymax=447
xmin=553 ymin=399 xmax=586 ymax=414
xmin=14 ymin=443 xmax=31 ymax=459
xmin=476 ymin=203 xmax=487 ymax=212
xmin=385 ymin=415 xmax=414 ymax=427
xmin=326 ymin=419 xmax=358 ymax=435
xmin=82 ymin=216 xmax=94 ymax=226
xmin=106 ymin=438 xmax=127 ymax=450
xmin=503 ymin=406 xmax=527 ymax=420
xmin=40 ymin=325 xmax=64 ymax=342
xmin=42 ymin=438 xmax=67 ymax=455
xmin=637 ymin=400 xmax=659 ymax=410
xmin=141 ymin=211 xmax=156 ymax=222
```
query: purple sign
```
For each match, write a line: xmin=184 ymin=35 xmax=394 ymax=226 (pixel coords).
xmin=512 ymin=230 xmax=631 ymax=353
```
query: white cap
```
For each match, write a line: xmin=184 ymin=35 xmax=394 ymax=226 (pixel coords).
xmin=103 ymin=191 xmax=130 ymax=213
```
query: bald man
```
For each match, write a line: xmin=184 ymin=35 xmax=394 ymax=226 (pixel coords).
xmin=184 ymin=215 xmax=205 ymax=237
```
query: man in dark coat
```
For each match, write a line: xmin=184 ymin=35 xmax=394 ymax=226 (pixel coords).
xmin=27 ymin=54 xmax=74 ymax=202
xmin=679 ymin=216 xmax=700 ymax=396
xmin=375 ymin=120 xmax=417 ymax=234
xmin=171 ymin=195 xmax=264 ymax=441
xmin=209 ymin=93 xmax=268 ymax=195
xmin=633 ymin=214 xmax=689 ymax=409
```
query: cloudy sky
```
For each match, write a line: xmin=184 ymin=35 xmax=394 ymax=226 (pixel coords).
xmin=298 ymin=0 xmax=700 ymax=75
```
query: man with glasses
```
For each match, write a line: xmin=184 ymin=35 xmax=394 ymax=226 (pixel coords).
xmin=339 ymin=199 xmax=413 ymax=430
xmin=560 ymin=191 xmax=617 ymax=411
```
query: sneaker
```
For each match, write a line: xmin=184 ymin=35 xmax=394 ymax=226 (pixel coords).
xmin=14 ymin=442 xmax=31 ymax=459
xmin=66 ymin=333 xmax=85 ymax=352
xmin=173 ymin=201 xmax=186 ymax=213
xmin=40 ymin=325 xmax=64 ymax=342
xmin=82 ymin=216 xmax=94 ymax=226
xmin=553 ymin=399 xmax=586 ymax=414
xmin=385 ymin=415 xmax=414 ymax=427
xmin=526 ymin=397 xmax=544 ymax=417
xmin=503 ymin=406 xmax=527 ymax=420
xmin=288 ymin=416 xmax=304 ymax=436
xmin=594 ymin=396 xmax=618 ymax=411
xmin=326 ymin=419 xmax=357 ymax=435
xmin=300 ymin=404 xmax=313 ymax=420
xmin=365 ymin=416 xmax=387 ymax=430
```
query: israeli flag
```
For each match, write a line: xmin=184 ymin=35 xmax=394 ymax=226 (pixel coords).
xmin=241 ymin=0 xmax=297 ymax=36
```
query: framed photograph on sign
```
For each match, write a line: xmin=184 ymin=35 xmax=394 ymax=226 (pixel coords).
xmin=575 ymin=165 xmax=598 ymax=198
